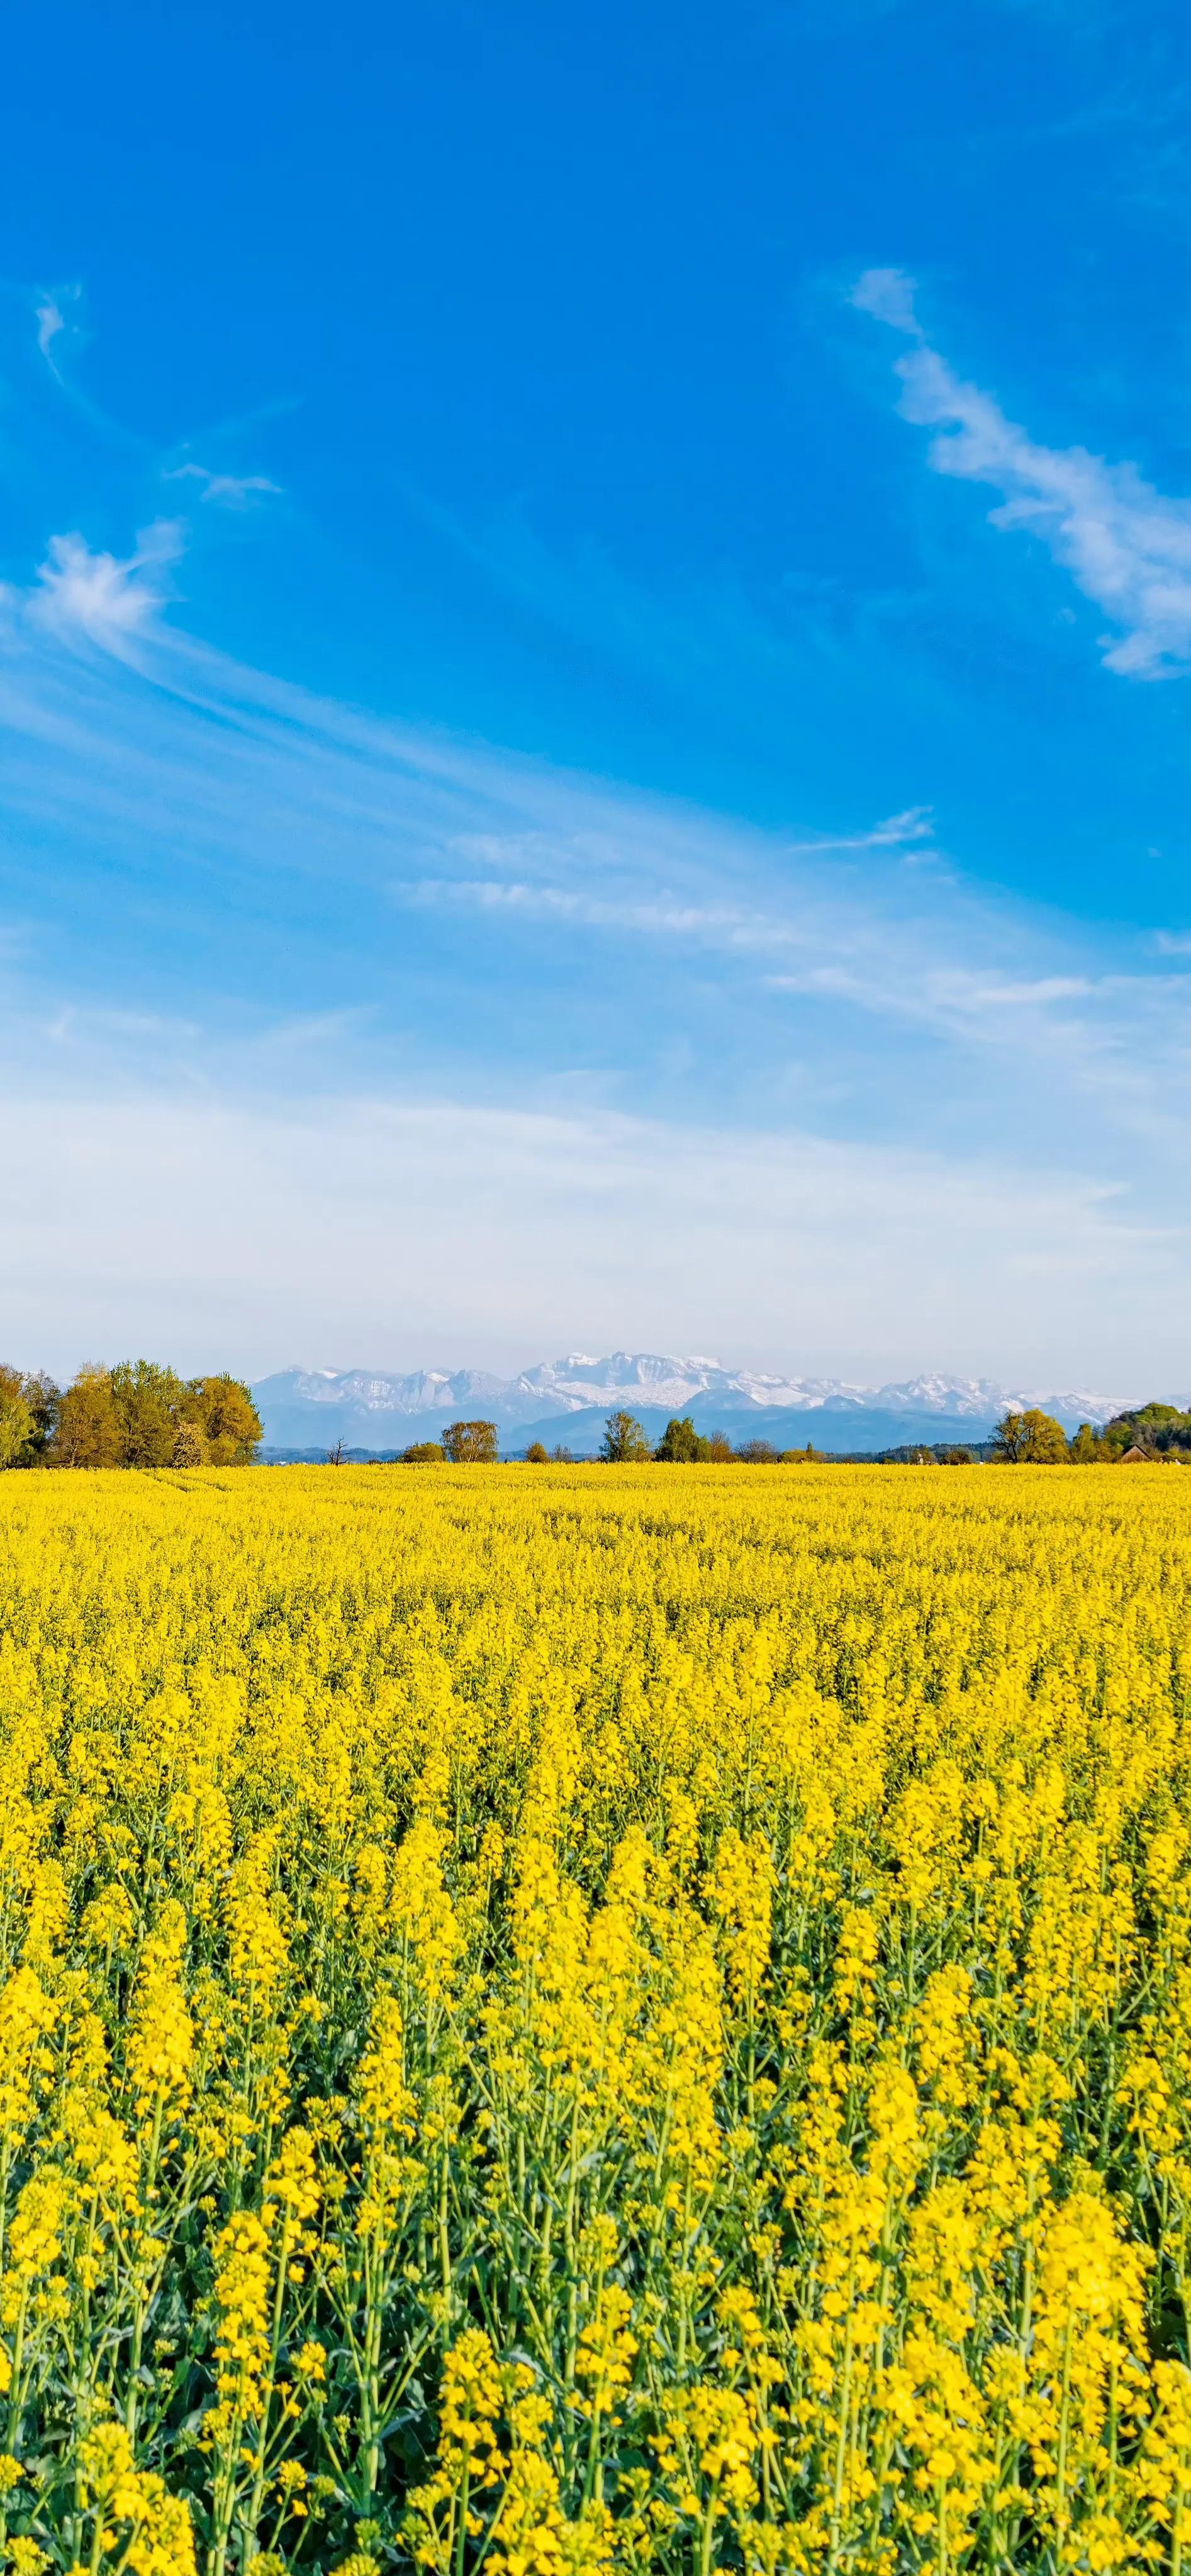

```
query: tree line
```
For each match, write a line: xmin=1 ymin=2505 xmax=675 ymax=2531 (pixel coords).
xmin=4 ymin=1375 xmax=1183 ymax=1472
xmin=990 ymin=1402 xmax=1191 ymax=1463
xmin=0 ymin=1363 xmax=262 ymax=1468
xmin=595 ymin=1411 xmax=828 ymax=1463
xmin=395 ymin=1401 xmax=1191 ymax=1467
xmin=388 ymin=1414 xmax=832 ymax=1465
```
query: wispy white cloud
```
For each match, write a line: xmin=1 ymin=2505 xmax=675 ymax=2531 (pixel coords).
xmin=35 ymin=299 xmax=65 ymax=360
xmin=789 ymin=804 xmax=935 ymax=854
xmin=411 ymin=875 xmax=766 ymax=944
xmin=851 ymin=267 xmax=923 ymax=335
xmin=163 ymin=463 xmax=282 ymax=508
xmin=922 ymin=971 xmax=1093 ymax=1011
xmin=853 ymin=267 xmax=1191 ymax=679
xmin=765 ymin=963 xmax=1100 ymax=1018
xmin=405 ymin=870 xmax=1185 ymax=1141
xmin=33 ymin=282 xmax=82 ymax=376
xmin=30 ymin=522 xmax=184 ymax=653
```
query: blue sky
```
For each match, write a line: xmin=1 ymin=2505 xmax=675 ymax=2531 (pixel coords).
xmin=1 ymin=0 xmax=1188 ymax=1387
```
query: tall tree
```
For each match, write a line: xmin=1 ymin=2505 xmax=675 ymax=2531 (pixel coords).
xmin=655 ymin=1415 xmax=709 ymax=1462
xmin=52 ymin=1367 xmax=123 ymax=1467
xmin=182 ymin=1375 xmax=262 ymax=1463
xmin=994 ymin=1407 xmax=1070 ymax=1463
xmin=600 ymin=1410 xmax=651 ymax=1463
xmin=26 ymin=1374 xmax=59 ymax=1457
xmin=0 ymin=1368 xmax=59 ymax=1467
xmin=109 ymin=1360 xmax=188 ymax=1467
xmin=0 ymin=1368 xmax=35 ymax=1468
xmin=441 ymin=1419 xmax=498 ymax=1463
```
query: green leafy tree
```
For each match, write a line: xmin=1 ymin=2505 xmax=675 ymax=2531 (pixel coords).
xmin=109 ymin=1360 xmax=187 ymax=1467
xmin=1101 ymin=1403 xmax=1191 ymax=1458
xmin=1020 ymin=1409 xmax=1071 ymax=1464
xmin=994 ymin=1407 xmax=1070 ymax=1463
xmin=441 ymin=1419 xmax=498 ymax=1463
xmin=1070 ymin=1423 xmax=1102 ymax=1463
xmin=1136 ymin=1403 xmax=1191 ymax=1452
xmin=0 ymin=1368 xmax=59 ymax=1467
xmin=182 ymin=1374 xmax=262 ymax=1463
xmin=0 ymin=1369 xmax=35 ymax=1468
xmin=600 ymin=1409 xmax=651 ymax=1463
xmin=655 ymin=1414 xmax=710 ymax=1462
xmin=524 ymin=1441 xmax=549 ymax=1463
xmin=51 ymin=1366 xmax=123 ymax=1467
xmin=400 ymin=1441 xmax=446 ymax=1464
xmin=22 ymin=1372 xmax=59 ymax=1458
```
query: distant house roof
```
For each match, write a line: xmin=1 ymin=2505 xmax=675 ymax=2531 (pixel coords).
xmin=1120 ymin=1445 xmax=1152 ymax=1462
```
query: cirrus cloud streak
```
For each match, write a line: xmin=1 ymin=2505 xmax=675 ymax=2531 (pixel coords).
xmin=853 ymin=267 xmax=1191 ymax=679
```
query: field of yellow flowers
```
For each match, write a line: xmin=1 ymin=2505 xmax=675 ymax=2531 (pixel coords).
xmin=1 ymin=1462 xmax=1191 ymax=2576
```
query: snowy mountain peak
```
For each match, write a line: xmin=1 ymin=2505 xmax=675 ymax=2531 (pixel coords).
xmin=252 ymin=1353 xmax=1137 ymax=1450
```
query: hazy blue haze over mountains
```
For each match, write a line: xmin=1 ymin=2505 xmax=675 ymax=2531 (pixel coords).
xmin=252 ymin=1356 xmax=1136 ymax=1457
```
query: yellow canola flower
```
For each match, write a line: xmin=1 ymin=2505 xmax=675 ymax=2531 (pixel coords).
xmin=574 ymin=2284 xmax=637 ymax=2423
xmin=0 ymin=1460 xmax=1185 ymax=2576
xmin=125 ymin=1906 xmax=194 ymax=2129
xmin=0 ymin=1965 xmax=56 ymax=2141
xmin=207 ymin=2209 xmax=272 ymax=2434
xmin=3 ymin=2166 xmax=69 ymax=2310
xmin=77 ymin=2419 xmax=197 ymax=2576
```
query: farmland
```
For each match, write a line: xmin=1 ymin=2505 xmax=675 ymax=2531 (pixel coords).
xmin=1 ymin=1464 xmax=1190 ymax=2575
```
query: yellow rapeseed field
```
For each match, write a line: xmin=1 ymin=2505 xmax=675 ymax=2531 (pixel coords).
xmin=1 ymin=1463 xmax=1190 ymax=2576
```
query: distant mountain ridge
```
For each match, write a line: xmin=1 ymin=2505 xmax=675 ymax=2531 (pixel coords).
xmin=252 ymin=1353 xmax=1136 ymax=1458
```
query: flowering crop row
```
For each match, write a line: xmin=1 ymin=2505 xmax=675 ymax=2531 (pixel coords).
xmin=0 ymin=1463 xmax=1189 ymax=2576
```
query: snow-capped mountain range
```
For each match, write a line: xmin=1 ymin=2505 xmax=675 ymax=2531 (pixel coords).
xmin=252 ymin=1353 xmax=1136 ymax=1457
